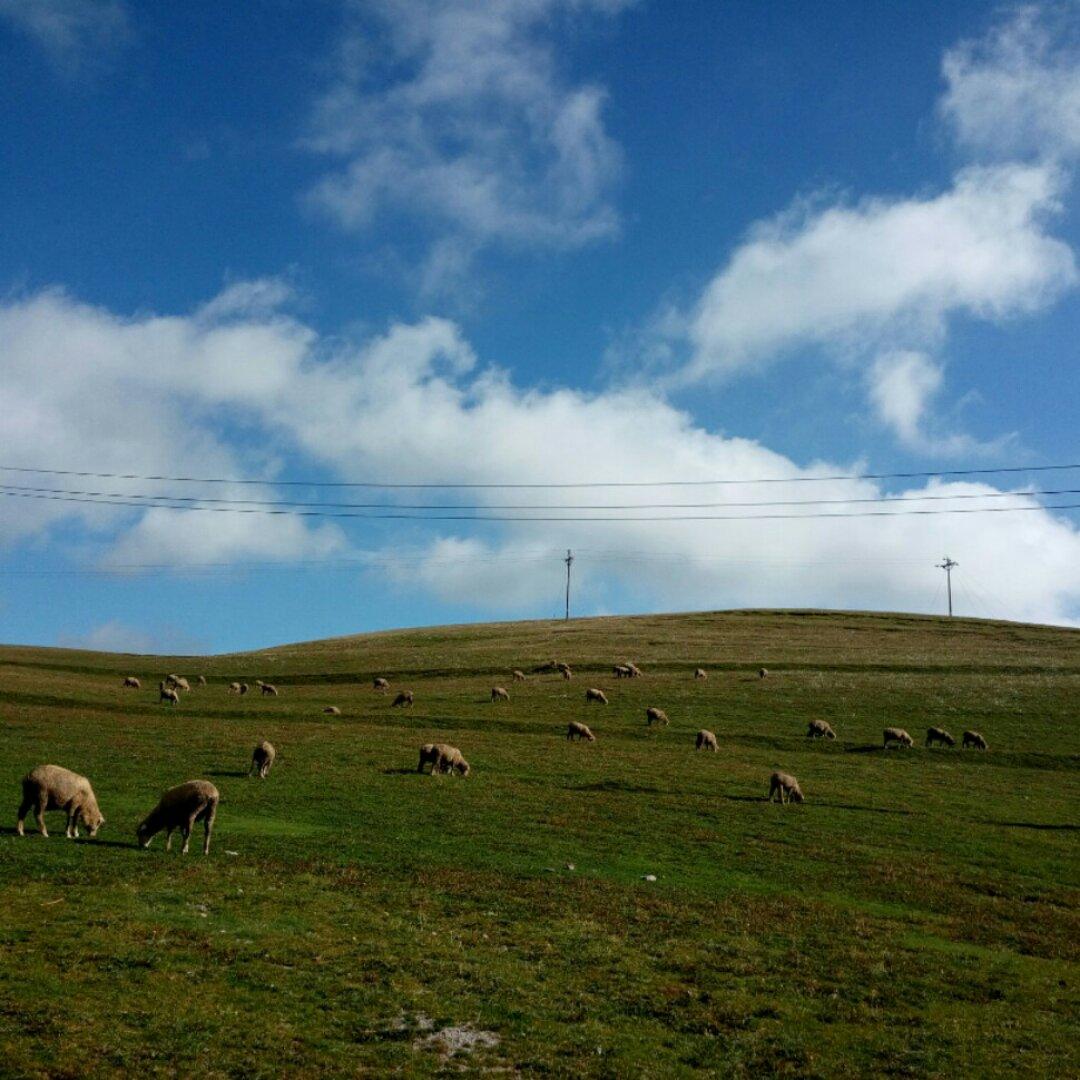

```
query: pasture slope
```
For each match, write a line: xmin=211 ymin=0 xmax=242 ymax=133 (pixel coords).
xmin=0 ymin=609 xmax=1077 ymax=1078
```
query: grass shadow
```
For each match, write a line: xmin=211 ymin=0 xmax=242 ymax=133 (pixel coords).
xmin=845 ymin=744 xmax=886 ymax=754
xmin=207 ymin=770 xmax=249 ymax=778
xmin=567 ymin=780 xmax=662 ymax=795
xmin=719 ymin=794 xmax=767 ymax=803
xmin=981 ymin=820 xmax=1079 ymax=832
xmin=382 ymin=767 xmax=421 ymax=776
xmin=816 ymin=801 xmax=913 ymax=816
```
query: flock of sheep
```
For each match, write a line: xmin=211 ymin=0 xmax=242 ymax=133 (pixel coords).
xmin=15 ymin=659 xmax=991 ymax=850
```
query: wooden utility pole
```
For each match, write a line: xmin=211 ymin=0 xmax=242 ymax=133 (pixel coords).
xmin=937 ymin=557 xmax=958 ymax=617
xmin=564 ymin=549 xmax=574 ymax=621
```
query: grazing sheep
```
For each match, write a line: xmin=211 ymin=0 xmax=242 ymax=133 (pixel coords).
xmin=566 ymin=721 xmax=596 ymax=742
xmin=165 ymin=674 xmax=182 ymax=687
xmin=963 ymin=730 xmax=988 ymax=751
xmin=625 ymin=662 xmax=643 ymax=678
xmin=238 ymin=683 xmax=249 ymax=696
xmin=16 ymin=764 xmax=104 ymax=839
xmin=228 ymin=681 xmax=242 ymax=694
xmin=758 ymin=668 xmax=768 ymax=679
xmin=159 ymin=681 xmax=180 ymax=706
xmin=696 ymin=729 xmax=718 ymax=751
xmin=645 ymin=706 xmax=670 ymax=727
xmin=883 ymin=727 xmax=914 ymax=749
xmin=557 ymin=662 xmax=573 ymax=680
xmin=613 ymin=664 xmax=632 ymax=679
xmin=926 ymin=727 xmax=956 ymax=748
xmin=585 ymin=688 xmax=608 ymax=705
xmin=416 ymin=743 xmax=470 ymax=776
xmin=512 ymin=669 xmax=526 ymax=682
xmin=323 ymin=706 xmax=342 ymax=715
xmin=122 ymin=676 xmax=141 ymax=689
xmin=197 ymin=675 xmax=207 ymax=686
xmin=166 ymin=675 xmax=191 ymax=692
xmin=373 ymin=677 xmax=390 ymax=692
xmin=694 ymin=668 xmax=707 ymax=680
xmin=136 ymin=780 xmax=219 ymax=855
xmin=806 ymin=719 xmax=836 ymax=740
xmin=391 ymin=690 xmax=414 ymax=708
xmin=768 ymin=771 xmax=804 ymax=804
xmin=259 ymin=682 xmax=279 ymax=697
xmin=491 ymin=686 xmax=510 ymax=702
xmin=248 ymin=740 xmax=276 ymax=779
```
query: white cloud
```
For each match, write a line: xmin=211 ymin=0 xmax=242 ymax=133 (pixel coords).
xmin=0 ymin=0 xmax=129 ymax=74
xmin=683 ymin=163 xmax=1075 ymax=382
xmin=56 ymin=619 xmax=208 ymax=655
xmin=305 ymin=0 xmax=629 ymax=270
xmin=3 ymin=284 xmax=1079 ymax=626
xmin=868 ymin=351 xmax=944 ymax=446
xmin=941 ymin=3 xmax=1080 ymax=161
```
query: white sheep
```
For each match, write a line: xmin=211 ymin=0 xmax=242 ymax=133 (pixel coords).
xmin=417 ymin=743 xmax=470 ymax=776
xmin=758 ymin=667 xmax=768 ymax=679
xmin=323 ymin=705 xmax=342 ymax=716
xmin=645 ymin=706 xmax=669 ymax=727
xmin=696 ymin=730 xmax=718 ymax=751
xmin=963 ymin=730 xmax=988 ymax=750
xmin=491 ymin=686 xmax=510 ymax=702
xmin=122 ymin=676 xmax=141 ymax=689
xmin=806 ymin=719 xmax=836 ymax=740
xmin=613 ymin=664 xmax=632 ymax=679
xmin=166 ymin=675 xmax=191 ymax=692
xmin=227 ymin=681 xmax=242 ymax=694
xmin=883 ymin=727 xmax=914 ymax=749
xmin=585 ymin=688 xmax=608 ymax=705
xmin=625 ymin=662 xmax=643 ymax=678
xmin=926 ymin=727 xmax=956 ymax=748
xmin=238 ymin=682 xmax=249 ymax=696
xmin=249 ymin=740 xmax=276 ymax=779
xmin=16 ymin=764 xmax=104 ymax=838
xmin=373 ymin=677 xmax=390 ymax=692
xmin=391 ymin=690 xmax=414 ymax=708
xmin=768 ymin=771 xmax=804 ymax=804
xmin=694 ymin=668 xmax=707 ymax=680
xmin=197 ymin=675 xmax=207 ymax=686
xmin=159 ymin=681 xmax=180 ymax=706
xmin=512 ymin=669 xmax=526 ymax=682
xmin=136 ymin=780 xmax=219 ymax=855
xmin=566 ymin=721 xmax=595 ymax=742
xmin=558 ymin=663 xmax=573 ymax=680
xmin=259 ymin=682 xmax=278 ymax=697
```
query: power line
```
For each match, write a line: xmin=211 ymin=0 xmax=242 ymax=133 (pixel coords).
xmin=1 ymin=461 xmax=1079 ymax=489
xmin=2 ymin=487 xmax=1080 ymax=522
xmin=3 ymin=481 xmax=1078 ymax=511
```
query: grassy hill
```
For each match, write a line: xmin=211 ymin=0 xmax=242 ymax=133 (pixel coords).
xmin=1 ymin=609 xmax=1077 ymax=1077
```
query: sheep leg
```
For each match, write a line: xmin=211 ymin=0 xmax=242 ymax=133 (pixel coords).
xmin=202 ymin=804 xmax=216 ymax=855
xmin=165 ymin=827 xmax=174 ymax=852
xmin=180 ymin=825 xmax=191 ymax=855
xmin=66 ymin=808 xmax=77 ymax=838
xmin=16 ymin=793 xmax=34 ymax=836
xmin=34 ymin=797 xmax=48 ymax=837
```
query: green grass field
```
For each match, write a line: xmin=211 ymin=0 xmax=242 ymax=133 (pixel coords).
xmin=1 ymin=609 xmax=1077 ymax=1077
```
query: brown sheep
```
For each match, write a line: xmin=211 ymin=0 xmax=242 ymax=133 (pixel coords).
xmin=585 ymin=687 xmax=608 ymax=705
xmin=491 ymin=686 xmax=510 ymax=702
xmin=323 ymin=706 xmax=342 ymax=715
xmin=696 ymin=729 xmax=718 ymax=751
xmin=694 ymin=668 xmax=707 ymax=680
xmin=17 ymin=764 xmax=104 ymax=839
xmin=566 ymin=721 xmax=596 ymax=742
xmin=645 ymin=706 xmax=669 ymax=727
xmin=122 ymin=676 xmax=141 ymax=689
xmin=136 ymin=780 xmax=219 ymax=855
xmin=391 ymin=690 xmax=414 ymax=708
xmin=625 ymin=662 xmax=643 ymax=678
xmin=884 ymin=727 xmax=914 ymax=749
xmin=416 ymin=743 xmax=470 ymax=776
xmin=249 ymin=740 xmax=276 ymax=779
xmin=159 ymin=681 xmax=180 ymax=706
xmin=259 ymin=682 xmax=279 ymax=697
xmin=613 ymin=664 xmax=632 ymax=678
xmin=962 ymin=730 xmax=988 ymax=750
xmin=926 ymin=727 xmax=956 ymax=748
xmin=512 ymin=669 xmax=526 ymax=682
xmin=373 ymin=677 xmax=390 ymax=692
xmin=806 ymin=719 xmax=836 ymax=740
xmin=768 ymin=771 xmax=804 ymax=804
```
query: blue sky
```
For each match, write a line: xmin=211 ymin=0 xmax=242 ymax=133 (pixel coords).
xmin=1 ymin=0 xmax=1079 ymax=653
